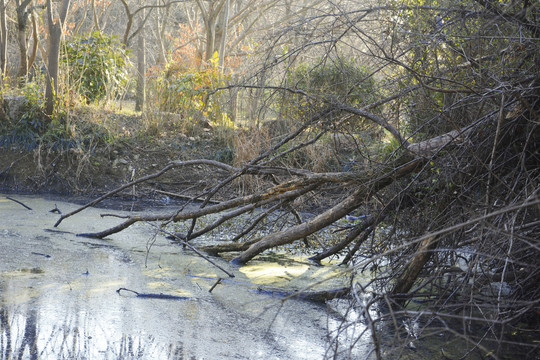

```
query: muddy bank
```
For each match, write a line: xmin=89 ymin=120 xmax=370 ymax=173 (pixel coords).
xmin=0 ymin=137 xmax=229 ymax=199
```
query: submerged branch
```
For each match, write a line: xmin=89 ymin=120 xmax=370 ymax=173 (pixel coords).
xmin=116 ymin=288 xmax=191 ymax=300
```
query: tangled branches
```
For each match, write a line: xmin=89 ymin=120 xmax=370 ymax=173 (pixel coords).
xmin=53 ymin=0 xmax=540 ymax=358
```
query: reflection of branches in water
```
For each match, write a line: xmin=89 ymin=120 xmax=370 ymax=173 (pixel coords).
xmin=0 ymin=306 xmax=39 ymax=360
xmin=17 ymin=307 xmax=37 ymax=360
xmin=0 ymin=306 xmax=186 ymax=359
xmin=0 ymin=308 xmax=12 ymax=359
xmin=0 ymin=307 xmax=38 ymax=360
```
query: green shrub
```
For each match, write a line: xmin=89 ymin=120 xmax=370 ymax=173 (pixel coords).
xmin=19 ymin=76 xmax=47 ymax=132
xmin=289 ymin=59 xmax=377 ymax=106
xmin=62 ymin=31 xmax=131 ymax=102
xmin=147 ymin=53 xmax=230 ymax=124
xmin=0 ymin=76 xmax=47 ymax=149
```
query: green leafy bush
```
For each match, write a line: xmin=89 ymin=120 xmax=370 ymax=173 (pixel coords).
xmin=288 ymin=58 xmax=378 ymax=106
xmin=281 ymin=57 xmax=379 ymax=126
xmin=148 ymin=53 xmax=229 ymax=120
xmin=0 ymin=76 xmax=47 ymax=149
xmin=19 ymin=77 xmax=47 ymax=132
xmin=62 ymin=31 xmax=131 ymax=102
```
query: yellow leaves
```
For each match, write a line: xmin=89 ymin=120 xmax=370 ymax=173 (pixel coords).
xmin=210 ymin=51 xmax=220 ymax=69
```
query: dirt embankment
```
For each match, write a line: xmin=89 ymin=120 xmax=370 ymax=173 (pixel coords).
xmin=0 ymin=135 xmax=226 ymax=199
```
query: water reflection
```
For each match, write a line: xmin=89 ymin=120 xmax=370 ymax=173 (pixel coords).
xmin=0 ymin=272 xmax=189 ymax=359
xmin=0 ymin=305 xmax=186 ymax=359
xmin=0 ymin=195 xmax=363 ymax=359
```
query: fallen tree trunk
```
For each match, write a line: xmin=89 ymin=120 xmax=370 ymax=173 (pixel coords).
xmin=231 ymin=157 xmax=426 ymax=264
xmin=76 ymin=182 xmax=319 ymax=239
xmin=390 ymin=235 xmax=439 ymax=305
xmin=59 ymin=121 xmax=476 ymax=265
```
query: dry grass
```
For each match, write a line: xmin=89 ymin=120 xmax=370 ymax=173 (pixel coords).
xmin=232 ymin=127 xmax=271 ymax=194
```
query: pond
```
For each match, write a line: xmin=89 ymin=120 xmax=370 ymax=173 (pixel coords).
xmin=3 ymin=194 xmax=531 ymax=360
xmin=0 ymin=194 xmax=369 ymax=359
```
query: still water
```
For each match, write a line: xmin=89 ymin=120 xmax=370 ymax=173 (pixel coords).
xmin=0 ymin=195 xmax=367 ymax=359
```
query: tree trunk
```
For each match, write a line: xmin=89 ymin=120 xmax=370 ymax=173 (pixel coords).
xmin=0 ymin=0 xmax=7 ymax=79
xmin=45 ymin=29 xmax=60 ymax=117
xmin=135 ymin=20 xmax=146 ymax=112
xmin=27 ymin=12 xmax=38 ymax=73
xmin=205 ymin=18 xmax=216 ymax=61
xmin=15 ymin=0 xmax=33 ymax=82
xmin=0 ymin=0 xmax=5 ymax=122
xmin=45 ymin=0 xmax=71 ymax=118
xmin=391 ymin=235 xmax=438 ymax=304
xmin=16 ymin=17 xmax=28 ymax=81
xmin=217 ymin=0 xmax=229 ymax=67
xmin=156 ymin=1 xmax=170 ymax=65
xmin=91 ymin=0 xmax=100 ymax=31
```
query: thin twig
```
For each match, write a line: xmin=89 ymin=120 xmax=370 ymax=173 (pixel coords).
xmin=160 ymin=227 xmax=235 ymax=278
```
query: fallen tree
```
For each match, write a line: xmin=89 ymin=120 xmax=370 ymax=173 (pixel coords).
xmin=52 ymin=1 xmax=539 ymax=358
xmin=56 ymin=131 xmax=440 ymax=259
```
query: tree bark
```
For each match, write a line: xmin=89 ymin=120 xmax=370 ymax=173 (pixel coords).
xmin=15 ymin=0 xmax=35 ymax=81
xmin=45 ymin=0 xmax=71 ymax=118
xmin=156 ymin=0 xmax=170 ymax=65
xmin=217 ymin=0 xmax=229 ymax=67
xmin=135 ymin=15 xmax=146 ymax=112
xmin=390 ymin=235 xmax=439 ymax=304
xmin=91 ymin=0 xmax=100 ymax=31
xmin=0 ymin=0 xmax=7 ymax=79
xmin=28 ymin=12 xmax=38 ymax=73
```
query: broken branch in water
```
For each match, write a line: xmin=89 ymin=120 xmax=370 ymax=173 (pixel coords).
xmin=208 ymin=278 xmax=222 ymax=293
xmin=116 ymin=287 xmax=191 ymax=300
xmin=49 ymin=204 xmax=62 ymax=214
xmin=5 ymin=196 xmax=32 ymax=210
